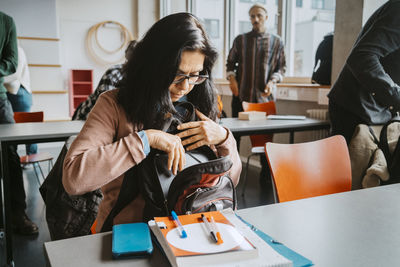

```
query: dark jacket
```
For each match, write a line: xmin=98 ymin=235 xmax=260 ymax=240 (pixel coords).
xmin=328 ymin=0 xmax=400 ymax=124
xmin=312 ymin=32 xmax=333 ymax=85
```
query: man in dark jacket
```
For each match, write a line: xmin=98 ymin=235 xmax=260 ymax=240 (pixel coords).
xmin=328 ymin=0 xmax=400 ymax=144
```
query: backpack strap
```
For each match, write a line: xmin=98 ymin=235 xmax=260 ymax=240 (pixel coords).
xmin=379 ymin=115 xmax=400 ymax=167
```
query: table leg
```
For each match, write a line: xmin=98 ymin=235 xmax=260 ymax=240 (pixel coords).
xmin=0 ymin=144 xmax=14 ymax=266
xmin=289 ymin=131 xmax=294 ymax=144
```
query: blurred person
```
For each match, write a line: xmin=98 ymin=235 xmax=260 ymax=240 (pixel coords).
xmin=226 ymin=4 xmax=286 ymax=188
xmin=5 ymin=45 xmax=38 ymax=155
xmin=0 ymin=11 xmax=38 ymax=235
xmin=328 ymin=0 xmax=400 ymax=144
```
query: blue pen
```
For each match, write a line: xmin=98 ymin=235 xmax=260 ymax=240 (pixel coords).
xmin=171 ymin=211 xmax=187 ymax=238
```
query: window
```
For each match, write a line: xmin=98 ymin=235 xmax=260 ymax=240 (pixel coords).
xmin=191 ymin=0 xmax=225 ymax=79
xmin=311 ymin=0 xmax=324 ymax=9
xmin=161 ymin=0 xmax=336 ymax=80
xmin=288 ymin=0 xmax=335 ymax=76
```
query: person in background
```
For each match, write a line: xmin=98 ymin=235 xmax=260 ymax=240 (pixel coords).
xmin=0 ymin=11 xmax=38 ymax=235
xmin=311 ymin=32 xmax=333 ymax=85
xmin=72 ymin=40 xmax=137 ymax=120
xmin=62 ymin=13 xmax=241 ymax=232
xmin=226 ymin=4 xmax=286 ymax=188
xmin=4 ymin=45 xmax=37 ymax=155
xmin=328 ymin=0 xmax=400 ymax=144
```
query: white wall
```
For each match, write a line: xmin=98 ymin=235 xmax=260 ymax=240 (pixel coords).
xmin=57 ymin=0 xmax=136 ymax=101
xmin=1 ymin=0 xmax=67 ymax=120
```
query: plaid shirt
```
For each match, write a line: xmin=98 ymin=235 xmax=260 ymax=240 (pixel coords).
xmin=226 ymin=30 xmax=286 ymax=102
xmin=72 ymin=65 xmax=123 ymax=120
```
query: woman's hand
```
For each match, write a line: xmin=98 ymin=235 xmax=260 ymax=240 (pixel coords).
xmin=145 ymin=129 xmax=186 ymax=175
xmin=176 ymin=110 xmax=228 ymax=151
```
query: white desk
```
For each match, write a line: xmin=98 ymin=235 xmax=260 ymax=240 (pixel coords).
xmin=44 ymin=184 xmax=400 ymax=267
xmin=219 ymin=117 xmax=330 ymax=143
xmin=0 ymin=121 xmax=85 ymax=267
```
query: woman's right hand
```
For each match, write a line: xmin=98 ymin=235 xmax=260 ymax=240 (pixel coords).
xmin=145 ymin=129 xmax=186 ymax=175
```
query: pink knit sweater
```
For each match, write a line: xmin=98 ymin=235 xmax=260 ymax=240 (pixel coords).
xmin=62 ymin=90 xmax=242 ymax=232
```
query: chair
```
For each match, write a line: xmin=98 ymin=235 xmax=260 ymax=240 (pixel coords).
xmin=241 ymin=101 xmax=276 ymax=196
xmin=265 ymin=135 xmax=351 ymax=203
xmin=13 ymin=111 xmax=53 ymax=185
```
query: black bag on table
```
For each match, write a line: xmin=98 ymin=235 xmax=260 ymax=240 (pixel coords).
xmin=101 ymin=102 xmax=236 ymax=232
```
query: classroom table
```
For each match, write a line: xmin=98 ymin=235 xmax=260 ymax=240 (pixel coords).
xmin=219 ymin=117 xmax=330 ymax=143
xmin=0 ymin=120 xmax=85 ymax=267
xmin=44 ymin=184 xmax=400 ymax=267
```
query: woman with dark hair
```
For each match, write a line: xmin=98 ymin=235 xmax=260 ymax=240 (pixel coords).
xmin=62 ymin=13 xmax=241 ymax=232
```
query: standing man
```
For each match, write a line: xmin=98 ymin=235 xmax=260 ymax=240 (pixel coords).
xmin=328 ymin=0 xmax=400 ymax=144
xmin=0 ymin=11 xmax=39 ymax=235
xmin=226 ymin=4 xmax=286 ymax=118
xmin=226 ymin=4 xmax=286 ymax=187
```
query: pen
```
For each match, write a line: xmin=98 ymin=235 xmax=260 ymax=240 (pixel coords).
xmin=201 ymin=214 xmax=218 ymax=243
xmin=171 ymin=211 xmax=187 ymax=238
xmin=210 ymin=216 xmax=223 ymax=245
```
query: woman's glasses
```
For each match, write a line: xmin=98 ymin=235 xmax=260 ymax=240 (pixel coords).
xmin=172 ymin=73 xmax=209 ymax=85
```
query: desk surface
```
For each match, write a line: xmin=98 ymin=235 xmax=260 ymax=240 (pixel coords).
xmin=0 ymin=121 xmax=84 ymax=143
xmin=219 ymin=117 xmax=329 ymax=136
xmin=44 ymin=184 xmax=400 ymax=267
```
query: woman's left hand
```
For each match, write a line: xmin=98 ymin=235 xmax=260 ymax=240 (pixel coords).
xmin=176 ymin=110 xmax=228 ymax=151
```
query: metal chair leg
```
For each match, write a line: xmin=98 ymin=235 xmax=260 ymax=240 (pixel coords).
xmin=37 ymin=163 xmax=46 ymax=185
xmin=32 ymin=163 xmax=42 ymax=185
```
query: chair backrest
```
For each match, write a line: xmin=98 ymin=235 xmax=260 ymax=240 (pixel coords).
xmin=265 ymin=135 xmax=352 ymax=202
xmin=14 ymin=111 xmax=44 ymax=123
xmin=242 ymin=101 xmax=276 ymax=147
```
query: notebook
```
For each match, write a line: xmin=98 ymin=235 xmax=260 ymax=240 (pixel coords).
xmin=267 ymin=115 xmax=306 ymax=120
xmin=149 ymin=209 xmax=292 ymax=267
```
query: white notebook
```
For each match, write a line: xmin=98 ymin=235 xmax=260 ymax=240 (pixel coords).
xmin=267 ymin=115 xmax=306 ymax=120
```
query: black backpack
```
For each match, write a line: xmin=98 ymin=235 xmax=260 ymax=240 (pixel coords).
xmin=369 ymin=114 xmax=400 ymax=185
xmin=39 ymin=136 xmax=103 ymax=240
xmin=101 ymin=102 xmax=236 ymax=231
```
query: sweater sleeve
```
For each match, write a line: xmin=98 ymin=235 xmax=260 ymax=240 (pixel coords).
xmin=62 ymin=93 xmax=147 ymax=195
xmin=226 ymin=35 xmax=241 ymax=76
xmin=346 ymin=2 xmax=400 ymax=109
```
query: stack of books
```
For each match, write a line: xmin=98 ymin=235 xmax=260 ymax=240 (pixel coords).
xmin=148 ymin=209 xmax=293 ymax=267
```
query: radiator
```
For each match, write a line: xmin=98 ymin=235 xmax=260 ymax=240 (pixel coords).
xmin=306 ymin=109 xmax=330 ymax=140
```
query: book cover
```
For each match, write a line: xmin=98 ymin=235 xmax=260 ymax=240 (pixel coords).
xmin=149 ymin=211 xmax=258 ymax=266
xmin=112 ymin=222 xmax=153 ymax=259
xmin=238 ymin=111 xmax=266 ymax=120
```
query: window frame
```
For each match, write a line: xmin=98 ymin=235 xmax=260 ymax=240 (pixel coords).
xmin=160 ymin=0 xmax=332 ymax=83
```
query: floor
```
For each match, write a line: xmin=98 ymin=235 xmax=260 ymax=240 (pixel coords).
xmin=1 ymin=145 xmax=275 ymax=267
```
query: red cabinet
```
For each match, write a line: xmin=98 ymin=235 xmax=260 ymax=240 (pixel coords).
xmin=69 ymin=69 xmax=93 ymax=117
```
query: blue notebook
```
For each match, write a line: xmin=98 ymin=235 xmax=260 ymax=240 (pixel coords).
xmin=112 ymin=222 xmax=153 ymax=259
xmin=237 ymin=216 xmax=313 ymax=267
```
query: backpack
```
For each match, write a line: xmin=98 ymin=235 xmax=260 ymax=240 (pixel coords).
xmin=101 ymin=102 xmax=236 ymax=231
xmin=39 ymin=136 xmax=103 ymax=240
xmin=369 ymin=114 xmax=400 ymax=185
